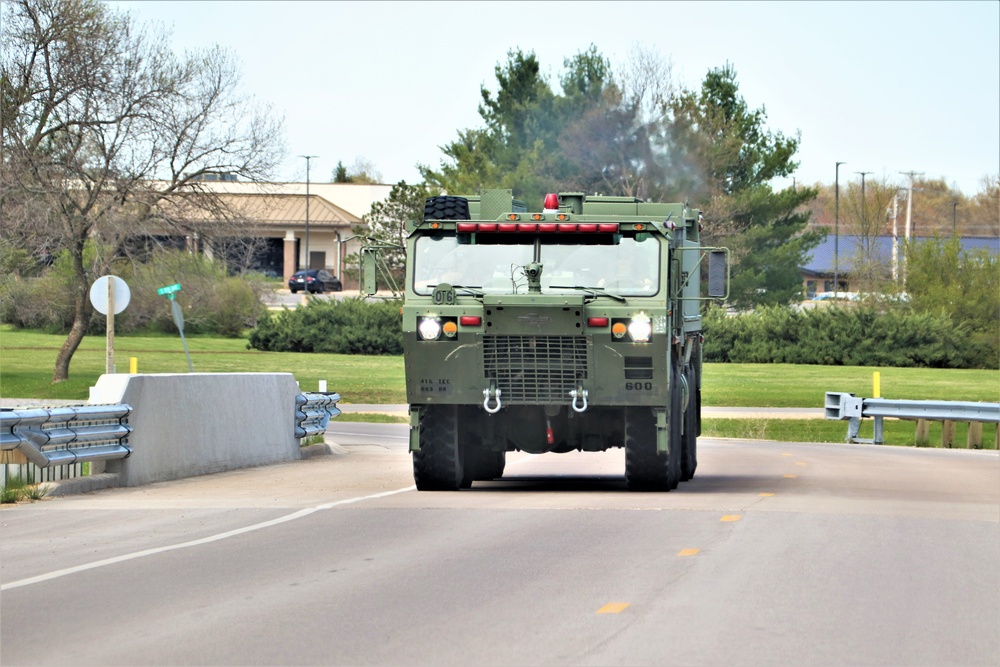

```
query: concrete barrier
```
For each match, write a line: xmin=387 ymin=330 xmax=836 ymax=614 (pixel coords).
xmin=89 ymin=373 xmax=301 ymax=487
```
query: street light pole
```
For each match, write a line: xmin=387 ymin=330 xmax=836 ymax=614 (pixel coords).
xmin=299 ymin=155 xmax=318 ymax=270
xmin=835 ymin=161 xmax=845 ymax=293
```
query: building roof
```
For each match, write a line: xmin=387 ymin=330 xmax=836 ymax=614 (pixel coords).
xmin=802 ymin=234 xmax=999 ymax=275
xmin=226 ymin=193 xmax=360 ymax=226
xmin=159 ymin=192 xmax=361 ymax=228
xmin=184 ymin=180 xmax=393 ymax=219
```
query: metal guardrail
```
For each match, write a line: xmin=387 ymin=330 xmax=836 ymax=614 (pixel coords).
xmin=295 ymin=392 xmax=342 ymax=439
xmin=0 ymin=404 xmax=132 ymax=468
xmin=825 ymin=392 xmax=1000 ymax=447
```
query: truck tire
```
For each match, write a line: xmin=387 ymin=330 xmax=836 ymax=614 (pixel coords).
xmin=681 ymin=362 xmax=698 ymax=481
xmin=413 ymin=406 xmax=463 ymax=491
xmin=478 ymin=450 xmax=506 ymax=480
xmin=625 ymin=407 xmax=679 ymax=491
xmin=424 ymin=196 xmax=470 ymax=221
xmin=462 ymin=448 xmax=506 ymax=486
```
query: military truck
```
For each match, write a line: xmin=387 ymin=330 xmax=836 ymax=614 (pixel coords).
xmin=362 ymin=190 xmax=727 ymax=491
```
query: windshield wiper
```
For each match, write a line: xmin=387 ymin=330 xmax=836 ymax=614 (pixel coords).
xmin=549 ymin=285 xmax=627 ymax=303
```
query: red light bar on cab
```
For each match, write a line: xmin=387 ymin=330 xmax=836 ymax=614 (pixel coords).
xmin=455 ymin=222 xmax=621 ymax=233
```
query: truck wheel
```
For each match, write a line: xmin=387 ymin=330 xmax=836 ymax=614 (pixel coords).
xmin=413 ymin=406 xmax=463 ymax=491
xmin=625 ymin=407 xmax=678 ymax=491
xmin=461 ymin=448 xmax=506 ymax=485
xmin=478 ymin=450 xmax=506 ymax=480
xmin=681 ymin=363 xmax=698 ymax=482
xmin=424 ymin=196 xmax=470 ymax=221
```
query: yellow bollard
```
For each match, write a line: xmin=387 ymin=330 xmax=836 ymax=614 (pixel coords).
xmin=130 ymin=357 xmax=138 ymax=374
xmin=873 ymin=371 xmax=880 ymax=398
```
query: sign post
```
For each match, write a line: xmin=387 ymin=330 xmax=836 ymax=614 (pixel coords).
xmin=89 ymin=276 xmax=131 ymax=374
xmin=158 ymin=284 xmax=193 ymax=371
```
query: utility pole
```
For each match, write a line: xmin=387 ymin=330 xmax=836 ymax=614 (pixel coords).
xmin=889 ymin=189 xmax=904 ymax=283
xmin=900 ymin=171 xmax=922 ymax=241
xmin=952 ymin=201 xmax=958 ymax=235
xmin=835 ymin=161 xmax=845 ymax=294
xmin=299 ymin=155 xmax=318 ymax=270
xmin=899 ymin=171 xmax=923 ymax=283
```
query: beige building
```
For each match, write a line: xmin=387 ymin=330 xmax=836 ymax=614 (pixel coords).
xmin=182 ymin=180 xmax=393 ymax=286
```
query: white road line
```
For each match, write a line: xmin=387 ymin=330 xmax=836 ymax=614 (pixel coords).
xmin=0 ymin=486 xmax=416 ymax=592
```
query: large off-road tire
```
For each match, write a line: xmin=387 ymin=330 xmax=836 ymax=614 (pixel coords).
xmin=625 ymin=407 xmax=679 ymax=491
xmin=668 ymin=363 xmax=684 ymax=487
xmin=424 ymin=195 xmax=470 ymax=221
xmin=460 ymin=437 xmax=506 ymax=487
xmin=680 ymin=362 xmax=699 ymax=482
xmin=413 ymin=406 xmax=463 ymax=491
xmin=471 ymin=450 xmax=506 ymax=481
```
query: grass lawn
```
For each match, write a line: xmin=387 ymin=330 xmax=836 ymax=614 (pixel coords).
xmin=2 ymin=325 xmax=998 ymax=421
xmin=0 ymin=326 xmax=404 ymax=403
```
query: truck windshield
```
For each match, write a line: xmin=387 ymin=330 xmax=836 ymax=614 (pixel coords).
xmin=412 ymin=234 xmax=660 ymax=296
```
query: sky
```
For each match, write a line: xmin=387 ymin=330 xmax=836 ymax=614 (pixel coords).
xmin=111 ymin=0 xmax=1000 ymax=197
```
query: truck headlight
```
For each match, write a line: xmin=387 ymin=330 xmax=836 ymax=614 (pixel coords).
xmin=627 ymin=313 xmax=652 ymax=343
xmin=418 ymin=317 xmax=442 ymax=340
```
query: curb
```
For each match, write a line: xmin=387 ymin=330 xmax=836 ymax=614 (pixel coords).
xmin=42 ymin=473 xmax=121 ymax=496
xmin=300 ymin=442 xmax=349 ymax=459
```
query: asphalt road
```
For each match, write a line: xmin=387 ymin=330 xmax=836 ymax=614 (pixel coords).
xmin=1 ymin=424 xmax=997 ymax=666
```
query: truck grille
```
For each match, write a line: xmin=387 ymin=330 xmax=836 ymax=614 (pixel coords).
xmin=483 ymin=335 xmax=588 ymax=403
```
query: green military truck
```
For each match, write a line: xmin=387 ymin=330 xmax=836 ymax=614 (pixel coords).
xmin=363 ymin=190 xmax=727 ymax=491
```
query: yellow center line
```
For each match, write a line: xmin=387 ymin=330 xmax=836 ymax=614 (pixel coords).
xmin=597 ymin=602 xmax=631 ymax=614
xmin=677 ymin=548 xmax=700 ymax=556
xmin=720 ymin=514 xmax=742 ymax=522
xmin=783 ymin=474 xmax=797 ymax=478
xmin=795 ymin=461 xmax=807 ymax=466
xmin=758 ymin=492 xmax=775 ymax=497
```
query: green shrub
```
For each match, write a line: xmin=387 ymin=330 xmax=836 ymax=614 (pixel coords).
xmin=0 ymin=249 xmax=267 ymax=338
xmin=248 ymin=298 xmax=403 ymax=355
xmin=703 ymin=304 xmax=992 ymax=369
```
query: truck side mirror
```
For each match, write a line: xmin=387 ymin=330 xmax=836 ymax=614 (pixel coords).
xmin=361 ymin=248 xmax=378 ymax=296
xmin=708 ymin=250 xmax=727 ymax=298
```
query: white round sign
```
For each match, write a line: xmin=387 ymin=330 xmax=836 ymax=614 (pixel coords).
xmin=89 ymin=275 xmax=131 ymax=315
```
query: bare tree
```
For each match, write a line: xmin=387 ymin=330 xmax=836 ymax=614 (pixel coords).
xmin=1 ymin=0 xmax=284 ymax=381
xmin=843 ymin=174 xmax=899 ymax=294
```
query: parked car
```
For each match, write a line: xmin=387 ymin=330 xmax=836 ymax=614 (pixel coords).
xmin=288 ymin=269 xmax=342 ymax=294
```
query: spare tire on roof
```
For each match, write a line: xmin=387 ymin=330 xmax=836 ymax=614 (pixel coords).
xmin=424 ymin=196 xmax=470 ymax=221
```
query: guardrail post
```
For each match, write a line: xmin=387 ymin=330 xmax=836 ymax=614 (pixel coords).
xmin=967 ymin=422 xmax=983 ymax=449
xmin=941 ymin=420 xmax=957 ymax=448
xmin=915 ymin=420 xmax=931 ymax=447
xmin=873 ymin=416 xmax=885 ymax=445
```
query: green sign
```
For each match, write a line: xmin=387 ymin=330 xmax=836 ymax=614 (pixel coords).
xmin=157 ymin=283 xmax=182 ymax=297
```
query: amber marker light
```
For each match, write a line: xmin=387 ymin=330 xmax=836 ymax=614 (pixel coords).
xmin=612 ymin=322 xmax=628 ymax=339
xmin=442 ymin=321 xmax=458 ymax=338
